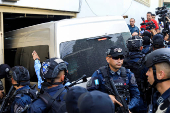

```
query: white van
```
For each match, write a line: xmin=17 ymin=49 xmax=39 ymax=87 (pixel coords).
xmin=4 ymin=16 xmax=131 ymax=88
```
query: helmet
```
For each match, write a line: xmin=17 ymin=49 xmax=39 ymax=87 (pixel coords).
xmin=40 ymin=58 xmax=67 ymax=83
xmin=9 ymin=66 xmax=30 ymax=86
xmin=126 ymin=36 xmax=143 ymax=51
xmin=145 ymin=48 xmax=170 ymax=86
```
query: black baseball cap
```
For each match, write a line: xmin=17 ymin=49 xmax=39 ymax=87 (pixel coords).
xmin=152 ymin=34 xmax=164 ymax=49
xmin=78 ymin=90 xmax=115 ymax=113
xmin=0 ymin=64 xmax=11 ymax=79
xmin=141 ymin=31 xmax=151 ymax=38
xmin=106 ymin=46 xmax=124 ymax=57
xmin=143 ymin=36 xmax=151 ymax=45
xmin=65 ymin=86 xmax=88 ymax=113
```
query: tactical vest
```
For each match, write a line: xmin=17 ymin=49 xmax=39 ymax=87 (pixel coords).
xmin=99 ymin=66 xmax=130 ymax=104
xmin=156 ymin=96 xmax=170 ymax=113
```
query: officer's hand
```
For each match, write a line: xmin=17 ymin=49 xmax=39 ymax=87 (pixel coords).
xmin=32 ymin=50 xmax=40 ymax=60
xmin=109 ymin=95 xmax=123 ymax=106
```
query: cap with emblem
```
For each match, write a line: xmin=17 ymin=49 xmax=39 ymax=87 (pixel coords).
xmin=40 ymin=58 xmax=67 ymax=79
xmin=0 ymin=64 xmax=11 ymax=79
xmin=106 ymin=46 xmax=124 ymax=57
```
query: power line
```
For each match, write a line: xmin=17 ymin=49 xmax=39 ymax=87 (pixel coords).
xmin=122 ymin=0 xmax=133 ymax=16
xmin=85 ymin=0 xmax=97 ymax=16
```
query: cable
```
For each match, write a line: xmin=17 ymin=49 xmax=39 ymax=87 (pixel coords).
xmin=122 ymin=0 xmax=133 ymax=16
xmin=85 ymin=0 xmax=97 ymax=16
xmin=79 ymin=0 xmax=83 ymax=12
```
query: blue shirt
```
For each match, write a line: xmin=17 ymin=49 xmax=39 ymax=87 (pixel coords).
xmin=34 ymin=59 xmax=44 ymax=89
xmin=127 ymin=24 xmax=139 ymax=34
xmin=156 ymin=88 xmax=170 ymax=113
xmin=88 ymin=67 xmax=140 ymax=110
xmin=11 ymin=85 xmax=31 ymax=113
xmin=141 ymin=45 xmax=151 ymax=54
xmin=28 ymin=84 xmax=67 ymax=113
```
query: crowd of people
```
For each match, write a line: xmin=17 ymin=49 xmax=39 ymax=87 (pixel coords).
xmin=0 ymin=11 xmax=169 ymax=113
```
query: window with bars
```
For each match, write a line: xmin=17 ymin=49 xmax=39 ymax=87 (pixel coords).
xmin=134 ymin=0 xmax=150 ymax=7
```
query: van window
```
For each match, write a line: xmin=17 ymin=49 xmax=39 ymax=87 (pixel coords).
xmin=5 ymin=45 xmax=49 ymax=82
xmin=60 ymin=32 xmax=131 ymax=82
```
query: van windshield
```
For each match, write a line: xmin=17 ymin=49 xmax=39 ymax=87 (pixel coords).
xmin=60 ymin=32 xmax=131 ymax=82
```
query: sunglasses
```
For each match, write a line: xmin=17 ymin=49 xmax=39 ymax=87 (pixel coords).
xmin=110 ymin=55 xmax=124 ymax=60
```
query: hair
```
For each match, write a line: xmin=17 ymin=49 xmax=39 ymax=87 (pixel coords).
xmin=147 ymin=12 xmax=152 ymax=15
xmin=130 ymin=18 xmax=135 ymax=21
xmin=151 ymin=14 xmax=156 ymax=16
xmin=156 ymin=62 xmax=170 ymax=78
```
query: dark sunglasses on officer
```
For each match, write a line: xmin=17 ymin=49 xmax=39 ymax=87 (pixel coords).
xmin=109 ymin=55 xmax=124 ymax=60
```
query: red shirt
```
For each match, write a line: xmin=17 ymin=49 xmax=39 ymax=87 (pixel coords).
xmin=140 ymin=19 xmax=159 ymax=30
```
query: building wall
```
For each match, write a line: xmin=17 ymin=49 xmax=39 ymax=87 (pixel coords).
xmin=0 ymin=0 xmax=161 ymax=28
xmin=0 ymin=0 xmax=79 ymax=12
xmin=77 ymin=0 xmax=160 ymax=28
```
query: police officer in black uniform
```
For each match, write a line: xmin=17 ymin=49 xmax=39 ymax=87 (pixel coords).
xmin=123 ymin=36 xmax=148 ymax=113
xmin=145 ymin=48 xmax=170 ymax=113
xmin=29 ymin=58 xmax=68 ymax=113
xmin=10 ymin=66 xmax=37 ymax=113
xmin=87 ymin=46 xmax=140 ymax=112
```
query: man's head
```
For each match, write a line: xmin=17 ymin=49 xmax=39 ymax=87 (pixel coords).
xmin=130 ymin=18 xmax=135 ymax=27
xmin=9 ymin=66 xmax=30 ymax=87
xmin=147 ymin=12 xmax=152 ymax=21
xmin=78 ymin=90 xmax=115 ymax=113
xmin=126 ymin=36 xmax=143 ymax=52
xmin=152 ymin=34 xmax=165 ymax=50
xmin=0 ymin=64 xmax=11 ymax=79
xmin=145 ymin=48 xmax=170 ymax=87
xmin=141 ymin=31 xmax=151 ymax=38
xmin=106 ymin=46 xmax=124 ymax=70
xmin=151 ymin=14 xmax=156 ymax=20
xmin=40 ymin=58 xmax=67 ymax=86
xmin=143 ymin=36 xmax=151 ymax=45
xmin=65 ymin=86 xmax=88 ymax=113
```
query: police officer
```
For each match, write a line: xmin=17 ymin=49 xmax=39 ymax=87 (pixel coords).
xmin=29 ymin=58 xmax=68 ymax=113
xmin=87 ymin=46 xmax=140 ymax=112
xmin=141 ymin=36 xmax=151 ymax=55
xmin=123 ymin=36 xmax=148 ymax=113
xmin=152 ymin=34 xmax=165 ymax=50
xmin=10 ymin=66 xmax=35 ymax=113
xmin=145 ymin=48 xmax=170 ymax=113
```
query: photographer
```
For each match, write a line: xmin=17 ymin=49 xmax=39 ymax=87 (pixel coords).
xmin=140 ymin=12 xmax=159 ymax=32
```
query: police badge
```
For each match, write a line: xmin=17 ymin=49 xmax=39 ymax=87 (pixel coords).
xmin=41 ymin=62 xmax=50 ymax=75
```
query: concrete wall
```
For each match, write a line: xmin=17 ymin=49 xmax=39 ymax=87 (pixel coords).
xmin=0 ymin=0 xmax=160 ymax=28
xmin=0 ymin=0 xmax=79 ymax=12
xmin=77 ymin=0 xmax=159 ymax=28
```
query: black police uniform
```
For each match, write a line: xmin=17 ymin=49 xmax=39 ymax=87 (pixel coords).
xmin=145 ymin=48 xmax=170 ymax=113
xmin=87 ymin=46 xmax=140 ymax=111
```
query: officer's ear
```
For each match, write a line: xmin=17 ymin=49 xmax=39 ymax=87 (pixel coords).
xmin=106 ymin=56 xmax=110 ymax=63
xmin=157 ymin=70 xmax=165 ymax=80
xmin=140 ymin=46 xmax=143 ymax=50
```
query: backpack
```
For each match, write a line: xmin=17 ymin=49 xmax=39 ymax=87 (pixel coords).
xmin=14 ymin=84 xmax=38 ymax=113
xmin=39 ymin=87 xmax=67 ymax=113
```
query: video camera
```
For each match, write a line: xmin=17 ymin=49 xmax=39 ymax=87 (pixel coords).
xmin=155 ymin=6 xmax=170 ymax=36
xmin=140 ymin=17 xmax=156 ymax=30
